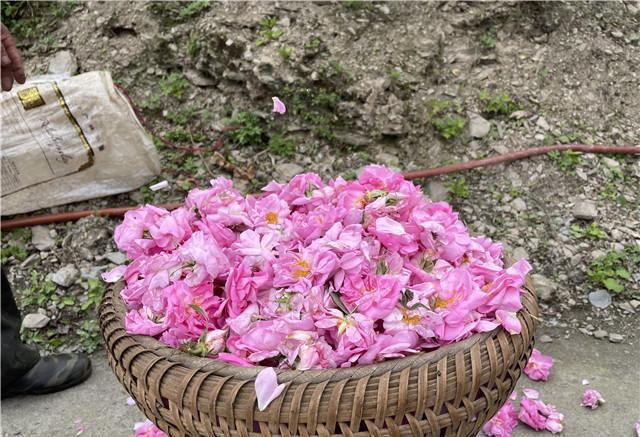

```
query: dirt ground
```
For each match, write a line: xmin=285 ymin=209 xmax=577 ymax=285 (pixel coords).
xmin=1 ymin=0 xmax=639 ymax=394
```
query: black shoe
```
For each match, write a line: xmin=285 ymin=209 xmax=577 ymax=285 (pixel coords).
xmin=2 ymin=353 xmax=92 ymax=399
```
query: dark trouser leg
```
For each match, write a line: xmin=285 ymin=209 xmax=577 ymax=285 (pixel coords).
xmin=1 ymin=268 xmax=40 ymax=391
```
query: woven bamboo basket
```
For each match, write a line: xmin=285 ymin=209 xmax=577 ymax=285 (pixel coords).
xmin=99 ymin=279 xmax=537 ymax=437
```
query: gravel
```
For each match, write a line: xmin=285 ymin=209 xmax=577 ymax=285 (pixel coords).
xmin=608 ymin=333 xmax=624 ymax=343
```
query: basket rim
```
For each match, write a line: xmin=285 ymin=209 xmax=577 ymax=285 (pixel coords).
xmin=102 ymin=276 xmax=537 ymax=381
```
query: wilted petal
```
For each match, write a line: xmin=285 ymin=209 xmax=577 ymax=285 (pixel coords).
xmin=101 ymin=265 xmax=126 ymax=283
xmin=255 ymin=367 xmax=287 ymax=411
xmin=581 ymin=389 xmax=605 ymax=409
xmin=522 ymin=388 xmax=539 ymax=399
xmin=524 ymin=348 xmax=553 ymax=381
xmin=272 ymin=97 xmax=286 ymax=114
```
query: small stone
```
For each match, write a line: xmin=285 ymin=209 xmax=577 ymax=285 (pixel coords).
xmin=618 ymin=302 xmax=635 ymax=313
xmin=105 ymin=252 xmax=127 ymax=265
xmin=611 ymin=30 xmax=624 ymax=39
xmin=534 ymin=133 xmax=545 ymax=141
xmin=608 ymin=333 xmax=624 ymax=343
xmin=20 ymin=253 xmax=40 ymax=269
xmin=276 ymin=163 xmax=304 ymax=182
xmin=512 ymin=247 xmax=529 ymax=261
xmin=511 ymin=198 xmax=527 ymax=212
xmin=31 ymin=226 xmax=55 ymax=251
xmin=578 ymin=327 xmax=591 ymax=336
xmin=184 ymin=69 xmax=215 ymax=87
xmin=50 ymin=264 xmax=79 ymax=287
xmin=630 ymin=299 xmax=640 ymax=309
xmin=593 ymin=329 xmax=608 ymax=339
xmin=426 ymin=181 xmax=448 ymax=202
xmin=335 ymin=133 xmax=370 ymax=147
xmin=47 ymin=51 xmax=78 ymax=75
xmin=532 ymin=274 xmax=555 ymax=302
xmin=588 ymin=290 xmax=612 ymax=309
xmin=509 ymin=110 xmax=529 ymax=120
xmin=536 ymin=117 xmax=550 ymax=131
xmin=601 ymin=157 xmax=621 ymax=169
xmin=539 ymin=334 xmax=553 ymax=343
xmin=468 ymin=112 xmax=491 ymax=138
xmin=375 ymin=152 xmax=400 ymax=168
xmin=573 ymin=201 xmax=598 ymax=220
xmin=22 ymin=313 xmax=50 ymax=329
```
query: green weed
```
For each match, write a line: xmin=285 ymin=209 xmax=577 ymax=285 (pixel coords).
xmin=165 ymin=106 xmax=198 ymax=126
xmin=160 ymin=73 xmax=189 ymax=99
xmin=570 ymin=222 xmax=607 ymax=240
xmin=228 ymin=112 xmax=263 ymax=146
xmin=433 ymin=115 xmax=465 ymax=140
xmin=587 ymin=246 xmax=639 ymax=293
xmin=81 ymin=279 xmax=105 ymax=311
xmin=268 ymin=134 xmax=296 ymax=158
xmin=447 ymin=177 xmax=470 ymax=200
xmin=141 ymin=94 xmax=161 ymax=111
xmin=186 ymin=34 xmax=200 ymax=58
xmin=480 ymin=32 xmax=496 ymax=49
xmin=277 ymin=45 xmax=292 ymax=60
xmin=256 ymin=16 xmax=284 ymax=46
xmin=179 ymin=0 xmax=210 ymax=19
xmin=480 ymin=90 xmax=518 ymax=117
xmin=304 ymin=37 xmax=322 ymax=50
xmin=1 ymin=245 xmax=27 ymax=263
xmin=77 ymin=319 xmax=101 ymax=353
xmin=547 ymin=150 xmax=582 ymax=172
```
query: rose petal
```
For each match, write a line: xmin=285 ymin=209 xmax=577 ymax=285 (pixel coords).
xmin=255 ymin=367 xmax=287 ymax=411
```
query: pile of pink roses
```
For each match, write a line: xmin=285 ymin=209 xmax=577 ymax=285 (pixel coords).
xmin=104 ymin=165 xmax=532 ymax=370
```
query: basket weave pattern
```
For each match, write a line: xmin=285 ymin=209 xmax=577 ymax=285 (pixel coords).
xmin=99 ymin=282 xmax=538 ymax=437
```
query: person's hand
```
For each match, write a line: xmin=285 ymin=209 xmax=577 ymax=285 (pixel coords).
xmin=1 ymin=23 xmax=26 ymax=92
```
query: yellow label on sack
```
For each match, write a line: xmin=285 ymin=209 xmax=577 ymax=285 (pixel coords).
xmin=17 ymin=86 xmax=45 ymax=110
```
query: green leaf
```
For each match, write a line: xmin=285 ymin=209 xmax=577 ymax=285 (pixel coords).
xmin=616 ymin=268 xmax=630 ymax=279
xmin=602 ymin=278 xmax=624 ymax=293
xmin=330 ymin=292 xmax=349 ymax=314
xmin=189 ymin=304 xmax=209 ymax=321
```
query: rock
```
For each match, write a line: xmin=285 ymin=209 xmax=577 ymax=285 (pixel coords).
xmin=512 ymin=247 xmax=529 ymax=261
xmin=47 ymin=51 xmax=77 ymax=75
xmin=468 ymin=112 xmax=491 ymax=138
xmin=578 ymin=327 xmax=591 ymax=336
xmin=20 ymin=253 xmax=40 ymax=269
xmin=532 ymin=274 xmax=555 ymax=302
xmin=630 ymin=299 xmax=640 ymax=309
xmin=510 ymin=110 xmax=529 ymax=120
xmin=608 ymin=333 xmax=624 ymax=343
xmin=22 ymin=313 xmax=50 ymax=329
xmin=31 ymin=226 xmax=55 ymax=251
xmin=601 ymin=157 xmax=621 ymax=169
xmin=335 ymin=133 xmax=370 ymax=147
xmin=593 ymin=329 xmax=608 ymax=339
xmin=588 ymin=290 xmax=612 ymax=309
xmin=50 ymin=264 xmax=79 ymax=287
xmin=611 ymin=30 xmax=624 ymax=39
xmin=276 ymin=163 xmax=304 ymax=181
xmin=511 ymin=198 xmax=527 ymax=212
xmin=536 ymin=117 xmax=550 ymax=131
xmin=375 ymin=152 xmax=400 ymax=168
xmin=184 ymin=69 xmax=216 ymax=87
xmin=105 ymin=252 xmax=127 ymax=265
xmin=573 ymin=201 xmax=598 ymax=220
xmin=426 ymin=180 xmax=448 ymax=202
xmin=618 ymin=302 xmax=635 ymax=313
xmin=539 ymin=334 xmax=553 ymax=343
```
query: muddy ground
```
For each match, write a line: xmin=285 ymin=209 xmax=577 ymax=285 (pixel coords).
xmin=1 ymin=1 xmax=639 ymax=356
